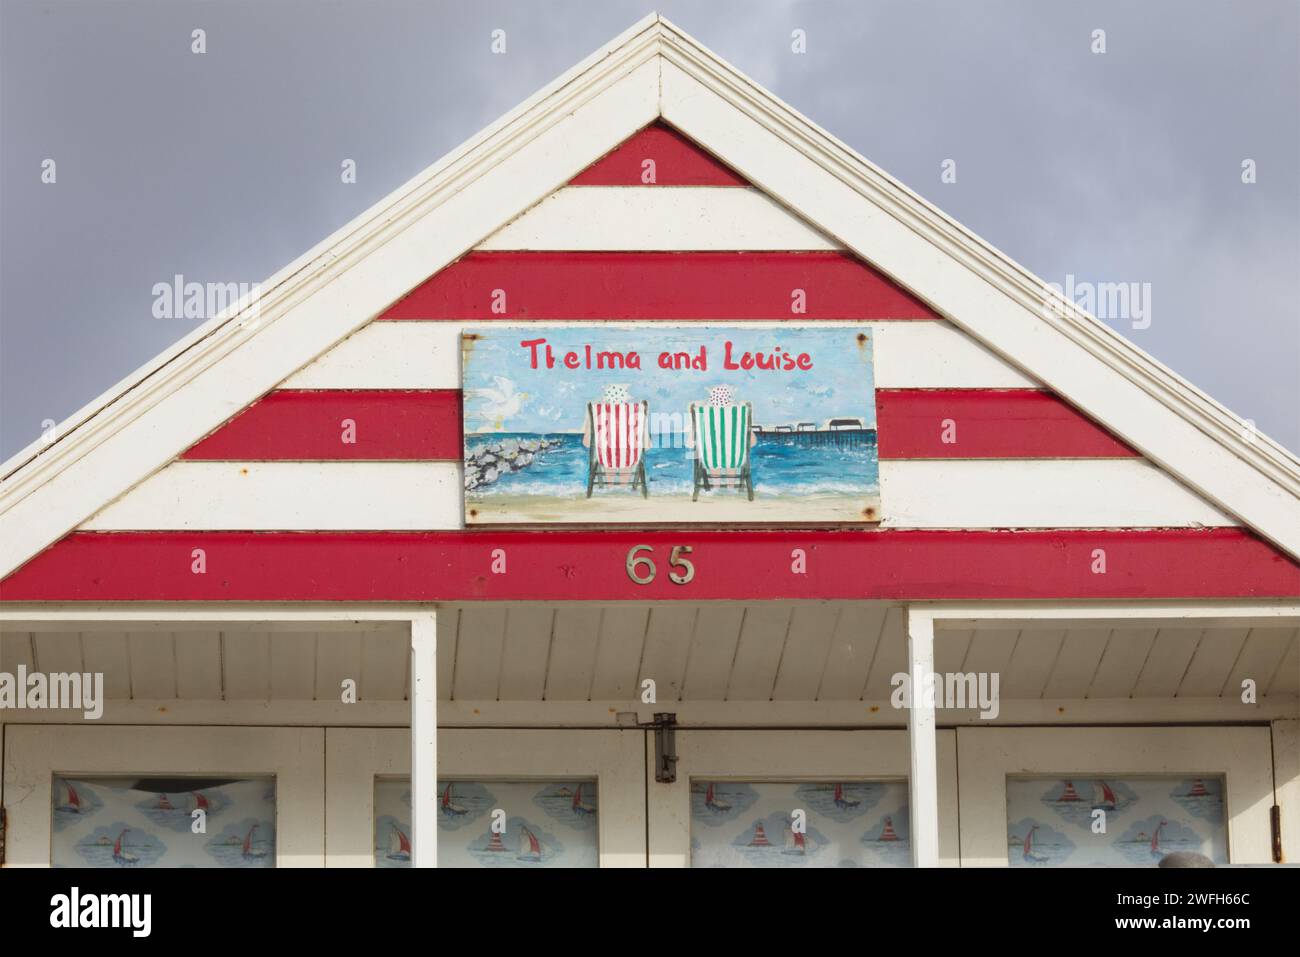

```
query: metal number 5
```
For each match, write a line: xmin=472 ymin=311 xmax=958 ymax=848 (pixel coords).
xmin=668 ymin=545 xmax=695 ymax=585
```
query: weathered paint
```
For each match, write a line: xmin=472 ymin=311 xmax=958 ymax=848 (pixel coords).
xmin=2 ymin=528 xmax=1295 ymax=601
xmin=178 ymin=388 xmax=1135 ymax=461
xmin=378 ymin=252 xmax=939 ymax=321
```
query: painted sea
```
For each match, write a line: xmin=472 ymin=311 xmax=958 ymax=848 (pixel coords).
xmin=466 ymin=432 xmax=878 ymax=499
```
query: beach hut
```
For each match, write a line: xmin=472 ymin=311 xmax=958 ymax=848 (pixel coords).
xmin=0 ymin=15 xmax=1295 ymax=869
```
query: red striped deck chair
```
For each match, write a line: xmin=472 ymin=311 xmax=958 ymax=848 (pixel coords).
xmin=586 ymin=400 xmax=649 ymax=497
xmin=689 ymin=401 xmax=754 ymax=501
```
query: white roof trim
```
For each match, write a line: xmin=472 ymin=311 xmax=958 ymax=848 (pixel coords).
xmin=1 ymin=13 xmax=1297 ymax=577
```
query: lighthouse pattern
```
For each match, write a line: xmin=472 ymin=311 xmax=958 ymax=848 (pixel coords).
xmin=1007 ymin=776 xmax=1227 ymax=867
xmin=374 ymin=779 xmax=600 ymax=868
xmin=690 ymin=780 xmax=912 ymax=867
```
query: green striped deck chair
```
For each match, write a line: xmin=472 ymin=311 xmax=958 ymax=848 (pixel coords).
xmin=689 ymin=401 xmax=754 ymax=501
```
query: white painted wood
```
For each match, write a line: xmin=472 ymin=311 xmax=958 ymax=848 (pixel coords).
xmin=80 ymin=458 xmax=1235 ymax=534
xmin=771 ymin=603 xmax=840 ymax=700
xmin=1041 ymin=628 xmax=1109 ymax=698
xmin=955 ymin=726 xmax=1276 ymax=865
xmin=589 ymin=605 xmax=650 ymax=700
xmin=1226 ymin=627 xmax=1297 ymax=699
xmin=81 ymin=631 xmax=131 ymax=699
xmin=545 ymin=606 xmax=604 ymax=700
xmin=999 ymin=628 xmax=1065 ymax=698
xmin=435 ymin=606 xmax=457 ymax=701
xmin=1087 ymin=628 xmax=1156 ymax=698
xmin=361 ymin=632 xmax=409 ymax=700
xmin=277 ymin=320 xmax=1037 ymax=391
xmin=816 ymin=603 xmax=887 ymax=700
xmin=3 ymin=725 xmax=325 ymax=866
xmin=325 ymin=727 xmax=646 ymax=867
xmin=0 ymin=631 xmax=35 ymax=676
xmin=479 ymin=187 xmax=840 ymax=251
xmin=919 ymin=601 xmax=1300 ymax=625
xmin=1268 ymin=635 xmax=1299 ymax=695
xmin=959 ymin=628 xmax=1019 ymax=686
xmin=1131 ymin=628 xmax=1202 ymax=697
xmin=2 ymin=694 xmax=1294 ymax=728
xmin=726 ymin=605 xmax=792 ymax=700
xmin=638 ymin=605 xmax=698 ymax=701
xmin=174 ymin=629 xmax=223 ymax=699
xmin=1274 ymin=719 xmax=1299 ymax=864
xmin=862 ymin=606 xmax=906 ymax=699
xmin=645 ymin=729 xmax=960 ymax=867
xmin=81 ymin=462 xmax=462 ymax=531
xmin=658 ymin=45 xmax=1299 ymax=557
xmin=410 ymin=614 xmax=438 ymax=867
xmin=497 ymin=605 xmax=553 ymax=700
xmin=681 ymin=605 xmax=744 ymax=700
xmin=127 ymin=632 xmax=176 ymax=699
xmin=451 ymin=605 xmax=506 ymax=700
xmin=32 ymin=631 xmax=84 ymax=675
xmin=268 ymin=632 xmax=317 ymax=699
xmin=315 ymin=631 xmax=363 ymax=703
xmin=0 ymin=45 xmax=661 ymax=577
xmin=222 ymin=631 xmax=271 ymax=700
xmin=906 ymin=612 xmax=940 ymax=866
xmin=281 ymin=323 xmax=461 ymax=390
xmin=880 ymin=459 xmax=1235 ymax=529
xmin=1179 ymin=627 xmax=1250 ymax=697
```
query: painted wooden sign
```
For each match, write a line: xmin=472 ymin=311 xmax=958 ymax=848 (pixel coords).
xmin=461 ymin=326 xmax=879 ymax=524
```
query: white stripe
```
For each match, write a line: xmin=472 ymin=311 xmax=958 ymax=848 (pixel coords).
xmin=280 ymin=321 xmax=1035 ymax=391
xmin=478 ymin=187 xmax=842 ymax=251
xmin=81 ymin=462 xmax=462 ymax=531
xmin=80 ymin=459 xmax=1235 ymax=531
xmin=878 ymin=460 xmax=1235 ymax=529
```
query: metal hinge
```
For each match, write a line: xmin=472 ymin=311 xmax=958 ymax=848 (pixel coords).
xmin=1271 ymin=805 xmax=1282 ymax=863
xmin=648 ymin=712 xmax=678 ymax=783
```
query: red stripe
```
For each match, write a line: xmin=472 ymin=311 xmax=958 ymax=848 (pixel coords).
xmin=2 ymin=529 xmax=1294 ymax=601
xmin=378 ymin=252 xmax=939 ymax=321
xmin=179 ymin=389 xmax=1135 ymax=461
xmin=569 ymin=122 xmax=749 ymax=186
xmin=876 ymin=390 xmax=1138 ymax=458
xmin=181 ymin=391 xmax=462 ymax=460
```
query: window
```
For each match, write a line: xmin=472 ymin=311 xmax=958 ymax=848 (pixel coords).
xmin=52 ymin=776 xmax=276 ymax=868
xmin=373 ymin=778 xmax=600 ymax=867
xmin=690 ymin=780 xmax=910 ymax=867
xmin=1006 ymin=775 xmax=1227 ymax=867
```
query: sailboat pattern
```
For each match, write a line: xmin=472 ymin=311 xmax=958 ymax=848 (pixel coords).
xmin=373 ymin=779 xmax=599 ymax=868
xmin=1007 ymin=776 xmax=1227 ymax=867
xmin=52 ymin=777 xmax=275 ymax=867
xmin=690 ymin=781 xmax=911 ymax=868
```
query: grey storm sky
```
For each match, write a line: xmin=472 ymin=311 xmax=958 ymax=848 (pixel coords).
xmin=2 ymin=0 xmax=1297 ymax=459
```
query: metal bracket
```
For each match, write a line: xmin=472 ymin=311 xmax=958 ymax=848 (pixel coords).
xmin=1271 ymin=805 xmax=1282 ymax=863
xmin=650 ymin=712 xmax=678 ymax=783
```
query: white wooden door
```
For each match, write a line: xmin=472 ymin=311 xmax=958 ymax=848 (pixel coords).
xmin=647 ymin=729 xmax=961 ymax=867
xmin=956 ymin=726 xmax=1277 ymax=866
xmin=3 ymin=725 xmax=325 ymax=867
xmin=324 ymin=728 xmax=646 ymax=867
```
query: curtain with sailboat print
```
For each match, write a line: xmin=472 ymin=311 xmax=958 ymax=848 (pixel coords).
xmin=1007 ymin=776 xmax=1228 ymax=866
xmin=51 ymin=777 xmax=276 ymax=867
xmin=374 ymin=779 xmax=599 ymax=867
xmin=690 ymin=780 xmax=912 ymax=867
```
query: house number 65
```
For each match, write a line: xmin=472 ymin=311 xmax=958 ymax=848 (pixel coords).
xmin=626 ymin=545 xmax=695 ymax=585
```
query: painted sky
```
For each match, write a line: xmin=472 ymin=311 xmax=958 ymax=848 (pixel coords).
xmin=2 ymin=0 xmax=1296 ymax=457
xmin=462 ymin=327 xmax=876 ymax=433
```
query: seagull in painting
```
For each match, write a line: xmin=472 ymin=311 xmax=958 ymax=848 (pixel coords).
xmin=467 ymin=375 xmax=528 ymax=429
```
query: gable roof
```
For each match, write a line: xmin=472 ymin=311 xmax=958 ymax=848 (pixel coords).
xmin=1 ymin=12 xmax=1297 ymax=579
